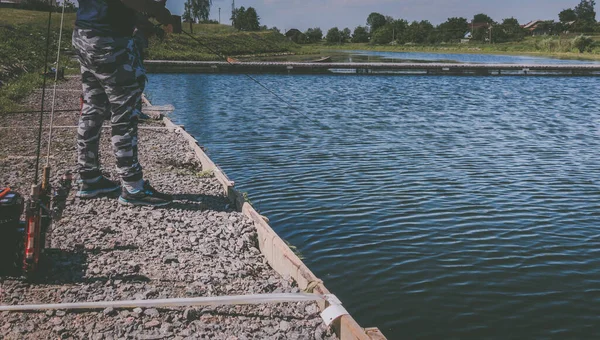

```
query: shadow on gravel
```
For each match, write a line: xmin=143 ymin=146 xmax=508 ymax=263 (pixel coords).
xmin=170 ymin=193 xmax=232 ymax=212
xmin=77 ymin=274 xmax=152 ymax=284
xmin=38 ymin=249 xmax=88 ymax=284
xmin=37 ymin=250 xmax=151 ymax=285
xmin=0 ymin=249 xmax=88 ymax=283
xmin=81 ymin=245 xmax=139 ymax=254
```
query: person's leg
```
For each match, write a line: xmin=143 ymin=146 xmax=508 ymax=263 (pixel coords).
xmin=98 ymin=35 xmax=172 ymax=206
xmin=100 ymin=35 xmax=145 ymax=186
xmin=73 ymin=28 xmax=120 ymax=198
xmin=77 ymin=66 xmax=109 ymax=181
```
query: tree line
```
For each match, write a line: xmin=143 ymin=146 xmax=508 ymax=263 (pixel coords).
xmin=291 ymin=0 xmax=598 ymax=45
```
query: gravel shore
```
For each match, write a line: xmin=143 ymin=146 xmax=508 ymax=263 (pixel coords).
xmin=0 ymin=78 xmax=335 ymax=339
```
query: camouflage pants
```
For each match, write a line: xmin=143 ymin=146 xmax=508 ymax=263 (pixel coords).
xmin=72 ymin=28 xmax=146 ymax=183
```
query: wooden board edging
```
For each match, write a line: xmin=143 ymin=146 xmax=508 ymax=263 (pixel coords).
xmin=160 ymin=113 xmax=385 ymax=339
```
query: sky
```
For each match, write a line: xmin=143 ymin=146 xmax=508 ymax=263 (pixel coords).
xmin=166 ymin=0 xmax=583 ymax=32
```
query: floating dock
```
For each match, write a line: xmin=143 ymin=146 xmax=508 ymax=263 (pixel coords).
xmin=145 ymin=60 xmax=600 ymax=76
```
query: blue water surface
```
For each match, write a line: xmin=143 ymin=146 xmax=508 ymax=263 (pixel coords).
xmin=146 ymin=57 xmax=600 ymax=339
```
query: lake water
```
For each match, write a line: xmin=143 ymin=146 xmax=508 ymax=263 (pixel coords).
xmin=146 ymin=52 xmax=600 ymax=339
xmin=343 ymin=50 xmax=600 ymax=64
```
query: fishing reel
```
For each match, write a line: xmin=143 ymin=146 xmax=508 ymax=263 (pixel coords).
xmin=0 ymin=170 xmax=72 ymax=279
xmin=0 ymin=188 xmax=24 ymax=274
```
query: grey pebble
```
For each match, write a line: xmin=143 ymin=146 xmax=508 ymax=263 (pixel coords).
xmin=103 ymin=307 xmax=116 ymax=316
xmin=144 ymin=308 xmax=160 ymax=317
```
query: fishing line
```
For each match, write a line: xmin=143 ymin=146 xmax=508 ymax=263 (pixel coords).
xmin=33 ymin=0 xmax=54 ymax=184
xmin=181 ymin=30 xmax=329 ymax=130
xmin=178 ymin=30 xmax=392 ymax=142
xmin=45 ymin=0 xmax=67 ymax=166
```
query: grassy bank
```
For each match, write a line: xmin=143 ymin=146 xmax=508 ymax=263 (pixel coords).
xmin=0 ymin=9 xmax=297 ymax=110
xmin=0 ymin=8 xmax=77 ymax=111
xmin=147 ymin=24 xmax=296 ymax=60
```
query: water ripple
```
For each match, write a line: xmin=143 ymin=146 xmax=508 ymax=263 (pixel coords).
xmin=147 ymin=72 xmax=600 ymax=339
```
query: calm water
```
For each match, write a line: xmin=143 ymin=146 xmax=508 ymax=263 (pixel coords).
xmin=146 ymin=54 xmax=600 ymax=339
xmin=344 ymin=50 xmax=600 ymax=64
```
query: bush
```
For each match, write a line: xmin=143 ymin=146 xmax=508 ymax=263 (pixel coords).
xmin=572 ymin=34 xmax=594 ymax=53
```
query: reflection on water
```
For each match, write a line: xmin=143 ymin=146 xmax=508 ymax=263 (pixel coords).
xmin=336 ymin=50 xmax=600 ymax=64
xmin=147 ymin=71 xmax=600 ymax=339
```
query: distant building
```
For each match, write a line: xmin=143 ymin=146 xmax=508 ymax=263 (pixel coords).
xmin=285 ymin=29 xmax=302 ymax=39
xmin=284 ymin=28 xmax=305 ymax=44
xmin=522 ymin=20 xmax=554 ymax=35
xmin=470 ymin=22 xmax=492 ymax=31
xmin=463 ymin=22 xmax=492 ymax=43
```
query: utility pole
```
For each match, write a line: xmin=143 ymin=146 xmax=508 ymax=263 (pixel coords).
xmin=219 ymin=7 xmax=221 ymax=24
xmin=231 ymin=0 xmax=235 ymax=26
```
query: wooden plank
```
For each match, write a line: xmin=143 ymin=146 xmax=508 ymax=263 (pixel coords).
xmin=241 ymin=202 xmax=381 ymax=339
xmin=365 ymin=328 xmax=387 ymax=340
xmin=336 ymin=315 xmax=372 ymax=340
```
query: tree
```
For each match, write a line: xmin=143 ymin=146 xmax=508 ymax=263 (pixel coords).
xmin=573 ymin=19 xmax=596 ymax=32
xmin=370 ymin=25 xmax=393 ymax=44
xmin=326 ymin=27 xmax=342 ymax=44
xmin=559 ymin=8 xmax=577 ymax=22
xmin=231 ymin=6 xmax=245 ymax=30
xmin=63 ymin=0 xmax=77 ymax=12
xmin=352 ymin=26 xmax=369 ymax=43
xmin=575 ymin=0 xmax=596 ymax=22
xmin=232 ymin=6 xmax=261 ymax=31
xmin=437 ymin=17 xmax=469 ymax=42
xmin=473 ymin=13 xmax=494 ymax=23
xmin=305 ymin=28 xmax=323 ymax=43
xmin=496 ymin=18 xmax=525 ymax=42
xmin=390 ymin=19 xmax=408 ymax=43
xmin=184 ymin=0 xmax=212 ymax=23
xmin=244 ymin=7 xmax=260 ymax=31
xmin=404 ymin=20 xmax=434 ymax=44
xmin=366 ymin=12 xmax=387 ymax=33
xmin=341 ymin=28 xmax=352 ymax=43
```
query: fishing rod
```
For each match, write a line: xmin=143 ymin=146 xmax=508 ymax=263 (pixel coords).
xmin=20 ymin=0 xmax=60 ymax=278
xmin=1 ymin=0 xmax=71 ymax=279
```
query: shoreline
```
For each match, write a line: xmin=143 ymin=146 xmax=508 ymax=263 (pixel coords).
xmin=294 ymin=44 xmax=600 ymax=62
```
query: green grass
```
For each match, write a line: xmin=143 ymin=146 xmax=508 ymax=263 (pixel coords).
xmin=0 ymin=8 xmax=77 ymax=112
xmin=147 ymin=25 xmax=297 ymax=61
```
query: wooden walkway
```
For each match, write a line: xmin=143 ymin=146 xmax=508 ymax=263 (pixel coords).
xmin=145 ymin=60 xmax=600 ymax=76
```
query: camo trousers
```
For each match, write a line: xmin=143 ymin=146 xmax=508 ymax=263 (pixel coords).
xmin=72 ymin=28 xmax=146 ymax=183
